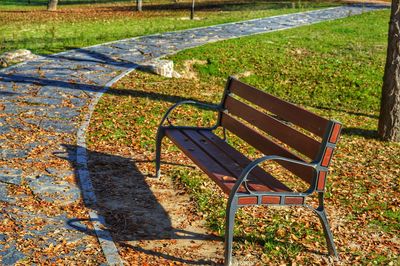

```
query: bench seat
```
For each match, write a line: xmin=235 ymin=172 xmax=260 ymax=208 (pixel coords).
xmin=166 ymin=128 xmax=292 ymax=196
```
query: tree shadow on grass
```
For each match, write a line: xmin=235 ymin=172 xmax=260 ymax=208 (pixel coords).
xmin=314 ymin=105 xmax=379 ymax=119
xmin=313 ymin=106 xmax=380 ymax=139
xmin=58 ymin=144 xmax=220 ymax=265
xmin=0 ymin=72 xmax=216 ymax=107
xmin=341 ymin=127 xmax=378 ymax=139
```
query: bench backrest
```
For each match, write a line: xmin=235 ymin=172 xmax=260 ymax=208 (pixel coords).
xmin=219 ymin=77 xmax=342 ymax=191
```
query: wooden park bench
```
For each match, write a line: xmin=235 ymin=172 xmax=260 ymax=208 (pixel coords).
xmin=155 ymin=77 xmax=342 ymax=265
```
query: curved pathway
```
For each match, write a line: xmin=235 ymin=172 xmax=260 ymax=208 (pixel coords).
xmin=0 ymin=5 xmax=386 ymax=265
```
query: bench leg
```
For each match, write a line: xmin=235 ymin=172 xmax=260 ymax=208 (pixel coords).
xmin=155 ymin=129 xmax=164 ymax=179
xmin=224 ymin=200 xmax=237 ymax=266
xmin=313 ymin=192 xmax=338 ymax=258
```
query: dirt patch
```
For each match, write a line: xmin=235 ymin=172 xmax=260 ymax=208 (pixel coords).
xmin=179 ymin=59 xmax=207 ymax=80
xmin=87 ymin=150 xmax=225 ymax=265
xmin=232 ymin=70 xmax=253 ymax=79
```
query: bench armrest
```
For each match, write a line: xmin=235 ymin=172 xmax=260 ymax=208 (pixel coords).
xmin=231 ymin=155 xmax=318 ymax=197
xmin=158 ymin=100 xmax=221 ymax=128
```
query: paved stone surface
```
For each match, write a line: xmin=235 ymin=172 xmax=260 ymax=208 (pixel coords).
xmin=0 ymin=168 xmax=22 ymax=185
xmin=0 ymin=5 xmax=386 ymax=264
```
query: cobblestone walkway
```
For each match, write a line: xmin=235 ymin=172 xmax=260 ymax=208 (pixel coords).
xmin=0 ymin=5 xmax=386 ymax=265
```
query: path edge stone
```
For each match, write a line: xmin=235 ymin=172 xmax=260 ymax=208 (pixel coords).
xmin=76 ymin=68 xmax=138 ymax=265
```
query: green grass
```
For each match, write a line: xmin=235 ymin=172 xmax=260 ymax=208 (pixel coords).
xmin=0 ymin=1 xmax=337 ymax=55
xmin=88 ymin=9 xmax=399 ymax=264
xmin=170 ymin=11 xmax=389 ymax=114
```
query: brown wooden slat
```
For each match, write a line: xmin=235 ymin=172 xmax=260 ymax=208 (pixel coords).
xmin=220 ymin=113 xmax=314 ymax=184
xmin=166 ymin=129 xmax=236 ymax=195
xmin=199 ymin=130 xmax=292 ymax=192
xmin=228 ymin=78 xmax=330 ymax=137
xmin=166 ymin=129 xmax=286 ymax=195
xmin=184 ymin=129 xmax=290 ymax=193
xmin=184 ymin=130 xmax=267 ymax=193
xmin=225 ymin=96 xmax=322 ymax=160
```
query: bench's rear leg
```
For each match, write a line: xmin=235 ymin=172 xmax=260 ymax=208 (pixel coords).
xmin=314 ymin=192 xmax=338 ymax=258
xmin=224 ymin=200 xmax=237 ymax=266
xmin=155 ymin=128 xmax=164 ymax=178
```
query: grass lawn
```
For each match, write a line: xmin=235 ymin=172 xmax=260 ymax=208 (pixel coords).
xmin=0 ymin=0 xmax=337 ymax=55
xmin=87 ymin=8 xmax=399 ymax=264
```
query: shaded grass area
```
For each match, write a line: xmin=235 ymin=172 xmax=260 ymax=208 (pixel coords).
xmin=0 ymin=1 xmax=336 ymax=55
xmin=1 ymin=0 xmax=130 ymax=6
xmin=88 ymin=10 xmax=399 ymax=264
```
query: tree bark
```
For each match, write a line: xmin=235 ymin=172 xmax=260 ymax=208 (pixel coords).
xmin=136 ymin=0 xmax=142 ymax=12
xmin=379 ymin=0 xmax=400 ymax=141
xmin=190 ymin=0 xmax=195 ymax=20
xmin=47 ymin=0 xmax=59 ymax=11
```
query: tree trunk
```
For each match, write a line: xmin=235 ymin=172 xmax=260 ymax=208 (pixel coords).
xmin=136 ymin=0 xmax=142 ymax=12
xmin=47 ymin=0 xmax=59 ymax=11
xmin=378 ymin=0 xmax=400 ymax=141
xmin=190 ymin=0 xmax=195 ymax=20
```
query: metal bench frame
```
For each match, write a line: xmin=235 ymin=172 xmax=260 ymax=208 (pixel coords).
xmin=155 ymin=76 xmax=341 ymax=265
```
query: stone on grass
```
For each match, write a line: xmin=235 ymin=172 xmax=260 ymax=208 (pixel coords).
xmin=0 ymin=49 xmax=39 ymax=67
xmin=139 ymin=59 xmax=175 ymax=78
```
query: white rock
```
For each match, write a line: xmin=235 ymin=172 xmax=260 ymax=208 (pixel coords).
xmin=0 ymin=49 xmax=39 ymax=67
xmin=140 ymin=59 xmax=174 ymax=78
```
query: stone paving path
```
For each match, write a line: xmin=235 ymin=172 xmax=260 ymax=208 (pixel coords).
xmin=0 ymin=5 xmax=386 ymax=265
